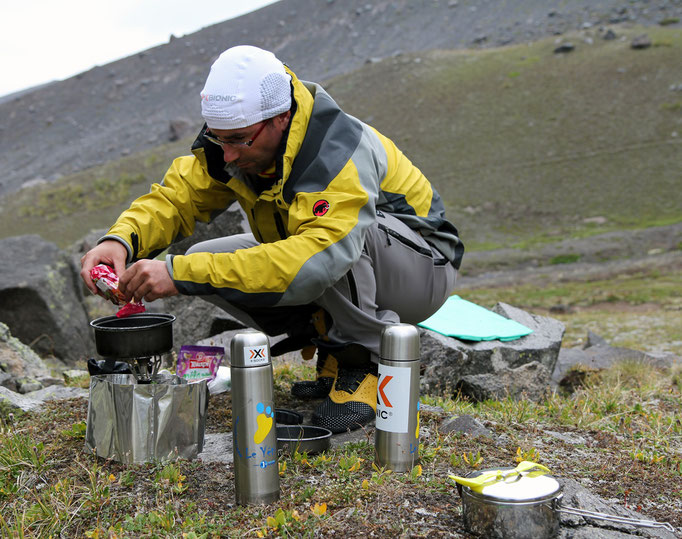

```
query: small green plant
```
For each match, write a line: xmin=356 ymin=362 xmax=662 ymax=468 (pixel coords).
xmin=338 ymin=453 xmax=365 ymax=474
xmin=450 ymin=453 xmax=464 ymax=468
xmin=463 ymin=451 xmax=484 ymax=469
xmin=119 ymin=470 xmax=136 ymax=488
xmin=154 ymin=462 xmax=187 ymax=494
xmin=409 ymin=464 xmax=423 ymax=481
xmin=79 ymin=458 xmax=112 ymax=511
xmin=549 ymin=253 xmax=581 ymax=265
xmin=264 ymin=507 xmax=302 ymax=535
xmin=368 ymin=463 xmax=393 ymax=486
xmin=515 ymin=446 xmax=541 ymax=463
xmin=62 ymin=421 xmax=87 ymax=438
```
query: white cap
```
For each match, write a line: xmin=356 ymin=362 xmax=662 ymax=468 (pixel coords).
xmin=200 ymin=46 xmax=292 ymax=130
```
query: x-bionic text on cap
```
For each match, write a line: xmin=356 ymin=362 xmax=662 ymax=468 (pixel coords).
xmin=201 ymin=93 xmax=238 ymax=102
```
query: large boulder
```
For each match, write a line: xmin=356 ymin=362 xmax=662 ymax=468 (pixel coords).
xmin=0 ymin=235 xmax=93 ymax=365
xmin=163 ymin=295 xmax=247 ymax=352
xmin=167 ymin=202 xmax=247 ymax=256
xmin=419 ymin=303 xmax=565 ymax=401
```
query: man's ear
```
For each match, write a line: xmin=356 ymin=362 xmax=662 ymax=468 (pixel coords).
xmin=273 ymin=110 xmax=291 ymax=131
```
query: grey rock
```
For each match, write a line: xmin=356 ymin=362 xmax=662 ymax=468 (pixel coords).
xmin=163 ymin=296 xmax=247 ymax=351
xmin=419 ymin=403 xmax=444 ymax=415
xmin=198 ymin=432 xmax=233 ymax=463
xmin=62 ymin=369 xmax=89 ymax=384
xmin=0 ymin=385 xmax=43 ymax=412
xmin=167 ymin=203 xmax=248 ymax=256
xmin=457 ymin=361 xmax=552 ymax=402
xmin=0 ymin=371 xmax=15 ymax=391
xmin=168 ymin=118 xmax=193 ymax=142
xmin=584 ymin=344 xmax=679 ymax=370
xmin=585 ymin=330 xmax=608 ymax=348
xmin=0 ymin=322 xmax=51 ymax=380
xmin=0 ymin=383 xmax=87 ymax=412
xmin=26 ymin=385 xmax=88 ymax=402
xmin=441 ymin=414 xmax=494 ymax=438
xmin=554 ymin=42 xmax=575 ymax=53
xmin=0 ymin=235 xmax=93 ymax=363
xmin=552 ymin=347 xmax=593 ymax=385
xmin=420 ymin=303 xmax=564 ymax=401
xmin=544 ymin=429 xmax=587 ymax=445
xmin=631 ymin=34 xmax=652 ymax=49
xmin=16 ymin=378 xmax=42 ymax=394
xmin=553 ymin=334 xmax=681 ymax=388
xmin=558 ymin=478 xmax=676 ymax=538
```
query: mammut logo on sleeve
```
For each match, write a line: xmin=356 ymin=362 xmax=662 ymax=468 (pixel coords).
xmin=313 ymin=200 xmax=330 ymax=216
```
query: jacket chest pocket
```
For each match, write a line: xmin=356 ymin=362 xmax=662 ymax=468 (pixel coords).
xmin=250 ymin=201 xmax=288 ymax=243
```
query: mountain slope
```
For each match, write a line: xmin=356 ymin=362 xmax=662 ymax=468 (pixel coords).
xmin=1 ymin=25 xmax=680 ymax=250
xmin=0 ymin=0 xmax=680 ymax=198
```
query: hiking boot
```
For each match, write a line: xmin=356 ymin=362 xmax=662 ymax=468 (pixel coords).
xmin=311 ymin=363 xmax=377 ymax=433
xmin=291 ymin=353 xmax=337 ymax=399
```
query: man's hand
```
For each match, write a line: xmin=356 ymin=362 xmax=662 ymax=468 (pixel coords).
xmin=80 ymin=240 xmax=128 ymax=295
xmin=119 ymin=259 xmax=178 ymax=303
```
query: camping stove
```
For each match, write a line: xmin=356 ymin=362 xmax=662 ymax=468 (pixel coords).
xmin=90 ymin=313 xmax=175 ymax=382
xmin=86 ymin=312 xmax=208 ymax=464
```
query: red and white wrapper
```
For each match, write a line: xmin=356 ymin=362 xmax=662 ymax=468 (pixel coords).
xmin=90 ymin=264 xmax=146 ymax=318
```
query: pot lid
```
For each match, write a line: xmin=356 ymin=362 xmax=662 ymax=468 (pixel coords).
xmin=476 ymin=470 xmax=561 ymax=502
xmin=451 ymin=461 xmax=561 ymax=503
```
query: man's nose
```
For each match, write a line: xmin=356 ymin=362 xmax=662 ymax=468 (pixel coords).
xmin=222 ymin=144 xmax=240 ymax=162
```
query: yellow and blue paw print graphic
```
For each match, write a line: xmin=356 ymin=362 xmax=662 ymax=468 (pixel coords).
xmin=254 ymin=402 xmax=274 ymax=444
xmin=415 ymin=401 xmax=420 ymax=439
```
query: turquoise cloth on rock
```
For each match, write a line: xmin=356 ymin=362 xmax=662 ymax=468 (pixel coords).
xmin=418 ymin=295 xmax=532 ymax=341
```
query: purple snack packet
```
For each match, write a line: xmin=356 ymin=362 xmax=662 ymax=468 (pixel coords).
xmin=177 ymin=345 xmax=224 ymax=382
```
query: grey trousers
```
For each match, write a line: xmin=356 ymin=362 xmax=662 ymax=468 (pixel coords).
xmin=185 ymin=211 xmax=457 ymax=360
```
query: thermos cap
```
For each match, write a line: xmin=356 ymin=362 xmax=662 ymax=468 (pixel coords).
xmin=380 ymin=324 xmax=420 ymax=361
xmin=230 ymin=331 xmax=271 ymax=368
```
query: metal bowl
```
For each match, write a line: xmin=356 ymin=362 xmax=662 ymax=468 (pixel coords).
xmin=276 ymin=425 xmax=332 ymax=454
xmin=275 ymin=408 xmax=304 ymax=425
xmin=90 ymin=313 xmax=175 ymax=359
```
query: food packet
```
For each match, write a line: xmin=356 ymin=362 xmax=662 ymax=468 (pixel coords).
xmin=176 ymin=345 xmax=224 ymax=382
xmin=90 ymin=263 xmax=146 ymax=318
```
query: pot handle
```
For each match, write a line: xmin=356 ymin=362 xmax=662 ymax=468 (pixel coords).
xmin=558 ymin=505 xmax=674 ymax=532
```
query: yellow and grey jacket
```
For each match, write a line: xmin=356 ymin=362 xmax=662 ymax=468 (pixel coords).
xmin=103 ymin=69 xmax=464 ymax=307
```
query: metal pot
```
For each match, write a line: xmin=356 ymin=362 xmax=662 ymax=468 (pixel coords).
xmin=455 ymin=464 xmax=674 ymax=538
xmin=458 ymin=466 xmax=561 ymax=539
xmin=90 ymin=313 xmax=175 ymax=359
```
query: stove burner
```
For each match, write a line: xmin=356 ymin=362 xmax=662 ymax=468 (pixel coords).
xmin=127 ymin=355 xmax=164 ymax=383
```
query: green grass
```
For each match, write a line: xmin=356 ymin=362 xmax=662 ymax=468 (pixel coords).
xmin=0 ymin=140 xmax=190 ymax=248
xmin=461 ymin=266 xmax=682 ymax=354
xmin=0 ymin=357 xmax=680 ymax=537
xmin=1 ymin=260 xmax=680 ymax=534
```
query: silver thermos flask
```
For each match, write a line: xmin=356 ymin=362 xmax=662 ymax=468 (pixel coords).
xmin=230 ymin=331 xmax=280 ymax=505
xmin=374 ymin=323 xmax=421 ymax=472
